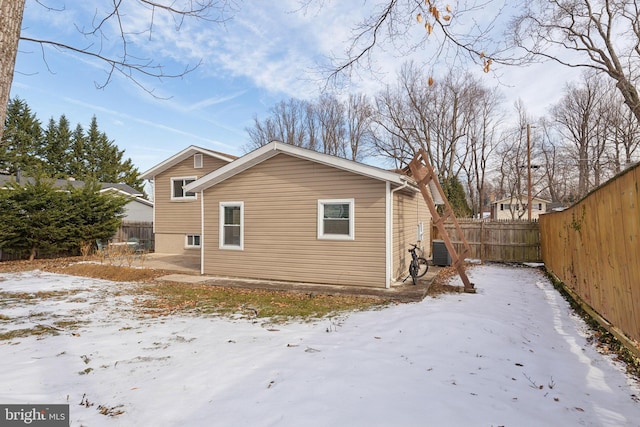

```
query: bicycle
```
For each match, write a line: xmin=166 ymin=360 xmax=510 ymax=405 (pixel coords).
xmin=404 ymin=244 xmax=429 ymax=285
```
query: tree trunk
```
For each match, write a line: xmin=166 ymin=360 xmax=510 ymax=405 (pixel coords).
xmin=0 ymin=0 xmax=26 ymax=140
xmin=615 ymin=77 xmax=640 ymax=127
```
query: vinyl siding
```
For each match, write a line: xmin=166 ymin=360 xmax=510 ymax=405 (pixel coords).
xmin=202 ymin=153 xmax=388 ymax=288
xmin=154 ymin=154 xmax=228 ymax=254
xmin=392 ymin=188 xmax=431 ymax=281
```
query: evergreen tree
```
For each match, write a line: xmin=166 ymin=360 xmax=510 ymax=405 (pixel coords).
xmin=1 ymin=97 xmax=44 ymax=175
xmin=0 ymin=178 xmax=129 ymax=260
xmin=2 ymin=98 xmax=144 ymax=193
xmin=66 ymin=180 xmax=128 ymax=248
xmin=82 ymin=116 xmax=144 ymax=191
xmin=68 ymin=123 xmax=86 ymax=178
xmin=440 ymin=176 xmax=472 ymax=218
xmin=42 ymin=115 xmax=71 ymax=178
xmin=0 ymin=178 xmax=71 ymax=260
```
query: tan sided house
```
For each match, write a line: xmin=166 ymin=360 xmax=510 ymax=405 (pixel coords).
xmin=140 ymin=146 xmax=237 ymax=254
xmin=143 ymin=142 xmax=432 ymax=288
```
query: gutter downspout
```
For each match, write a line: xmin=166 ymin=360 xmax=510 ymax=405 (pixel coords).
xmin=387 ymin=177 xmax=410 ymax=288
xmin=200 ymin=190 xmax=205 ymax=275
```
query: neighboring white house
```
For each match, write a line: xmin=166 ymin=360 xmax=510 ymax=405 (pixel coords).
xmin=491 ymin=195 xmax=550 ymax=220
xmin=98 ymin=185 xmax=153 ymax=223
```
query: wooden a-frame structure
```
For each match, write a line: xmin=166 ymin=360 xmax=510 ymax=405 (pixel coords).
xmin=408 ymin=149 xmax=476 ymax=293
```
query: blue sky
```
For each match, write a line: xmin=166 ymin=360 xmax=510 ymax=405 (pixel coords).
xmin=11 ymin=1 xmax=581 ymax=175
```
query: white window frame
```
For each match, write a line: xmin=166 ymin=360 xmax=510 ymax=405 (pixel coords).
xmin=171 ymin=176 xmax=197 ymax=200
xmin=317 ymin=198 xmax=355 ymax=241
xmin=185 ymin=234 xmax=201 ymax=248
xmin=194 ymin=153 xmax=203 ymax=168
xmin=219 ymin=202 xmax=244 ymax=250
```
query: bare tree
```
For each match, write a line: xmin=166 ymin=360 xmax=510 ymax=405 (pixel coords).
xmin=245 ymin=94 xmax=373 ymax=161
xmin=539 ymin=118 xmax=576 ymax=203
xmin=460 ymin=85 xmax=504 ymax=217
xmin=316 ymin=94 xmax=347 ymax=157
xmin=322 ymin=0 xmax=640 ymax=137
xmin=346 ymin=93 xmax=374 ymax=161
xmin=551 ymin=73 xmax=603 ymax=197
xmin=494 ymin=101 xmax=546 ymax=219
xmin=324 ymin=0 xmax=513 ymax=81
xmin=245 ymin=99 xmax=312 ymax=150
xmin=0 ymin=0 xmax=234 ymax=140
xmin=512 ymin=0 xmax=640 ymax=124
xmin=372 ymin=62 xmax=487 ymax=182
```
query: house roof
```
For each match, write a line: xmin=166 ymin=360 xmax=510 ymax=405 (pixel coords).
xmin=185 ymin=141 xmax=410 ymax=193
xmin=0 ymin=174 xmax=146 ymax=199
xmin=492 ymin=194 xmax=551 ymax=204
xmin=140 ymin=145 xmax=237 ymax=179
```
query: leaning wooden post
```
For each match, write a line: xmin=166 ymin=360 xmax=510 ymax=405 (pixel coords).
xmin=407 ymin=149 xmax=476 ymax=293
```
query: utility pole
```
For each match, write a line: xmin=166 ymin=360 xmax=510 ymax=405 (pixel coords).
xmin=527 ymin=123 xmax=532 ymax=221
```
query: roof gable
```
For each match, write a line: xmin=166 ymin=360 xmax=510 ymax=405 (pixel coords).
xmin=140 ymin=145 xmax=237 ymax=179
xmin=185 ymin=141 xmax=408 ymax=193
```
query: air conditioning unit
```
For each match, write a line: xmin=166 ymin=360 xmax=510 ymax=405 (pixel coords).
xmin=432 ymin=240 xmax=451 ymax=266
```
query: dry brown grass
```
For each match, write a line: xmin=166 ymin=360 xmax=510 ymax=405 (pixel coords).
xmin=427 ymin=266 xmax=466 ymax=296
xmin=0 ymin=257 xmax=167 ymax=282
xmin=0 ymin=257 xmax=388 ymax=320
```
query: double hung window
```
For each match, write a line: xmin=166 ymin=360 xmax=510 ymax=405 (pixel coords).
xmin=220 ymin=202 xmax=243 ymax=249
xmin=318 ymin=199 xmax=355 ymax=240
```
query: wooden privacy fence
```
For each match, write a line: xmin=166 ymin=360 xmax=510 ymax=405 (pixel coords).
xmin=432 ymin=219 xmax=541 ymax=262
xmin=540 ymin=163 xmax=640 ymax=347
xmin=112 ymin=221 xmax=155 ymax=251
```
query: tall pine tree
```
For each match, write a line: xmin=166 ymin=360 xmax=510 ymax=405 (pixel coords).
xmin=42 ymin=115 xmax=71 ymax=178
xmin=1 ymin=97 xmax=44 ymax=175
xmin=1 ymin=97 xmax=144 ymax=192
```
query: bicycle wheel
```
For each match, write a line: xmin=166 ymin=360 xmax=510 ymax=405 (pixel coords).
xmin=409 ymin=262 xmax=418 ymax=285
xmin=415 ymin=257 xmax=429 ymax=278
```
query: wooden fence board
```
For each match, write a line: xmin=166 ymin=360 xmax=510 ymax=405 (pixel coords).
xmin=540 ymin=163 xmax=640 ymax=346
xmin=112 ymin=221 xmax=155 ymax=251
xmin=432 ymin=219 xmax=541 ymax=263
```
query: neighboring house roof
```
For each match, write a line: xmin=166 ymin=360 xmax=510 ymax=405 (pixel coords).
xmin=0 ymin=173 xmax=148 ymax=201
xmin=185 ymin=141 xmax=411 ymax=193
xmin=100 ymin=182 xmax=142 ymax=197
xmin=140 ymin=145 xmax=238 ymax=179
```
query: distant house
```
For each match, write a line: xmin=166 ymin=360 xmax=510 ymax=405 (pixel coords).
xmin=0 ymin=174 xmax=153 ymax=223
xmin=491 ymin=195 xmax=550 ymax=220
xmin=143 ymin=141 xmax=433 ymax=289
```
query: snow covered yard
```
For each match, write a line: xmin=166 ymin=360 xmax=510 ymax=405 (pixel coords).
xmin=1 ymin=265 xmax=639 ymax=427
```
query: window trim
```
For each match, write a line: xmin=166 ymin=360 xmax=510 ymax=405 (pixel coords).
xmin=171 ymin=176 xmax=197 ymax=200
xmin=219 ymin=202 xmax=244 ymax=250
xmin=185 ymin=234 xmax=201 ymax=248
xmin=317 ymin=198 xmax=355 ymax=241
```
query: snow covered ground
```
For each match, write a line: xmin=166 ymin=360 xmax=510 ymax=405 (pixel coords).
xmin=1 ymin=265 xmax=639 ymax=427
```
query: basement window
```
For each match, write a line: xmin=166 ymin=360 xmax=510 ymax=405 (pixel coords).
xmin=186 ymin=234 xmax=201 ymax=248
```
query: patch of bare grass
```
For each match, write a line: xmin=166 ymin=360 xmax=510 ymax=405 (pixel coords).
xmin=1 ymin=256 xmax=389 ymax=321
xmin=136 ymin=282 xmax=387 ymax=320
xmin=0 ymin=324 xmax=61 ymax=341
xmin=50 ymin=263 xmax=168 ymax=282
